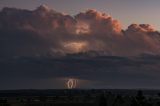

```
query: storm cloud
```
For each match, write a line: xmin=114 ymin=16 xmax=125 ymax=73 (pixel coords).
xmin=0 ymin=5 xmax=160 ymax=57
xmin=1 ymin=5 xmax=160 ymax=89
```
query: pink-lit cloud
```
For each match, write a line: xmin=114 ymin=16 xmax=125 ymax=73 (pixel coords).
xmin=0 ymin=5 xmax=160 ymax=57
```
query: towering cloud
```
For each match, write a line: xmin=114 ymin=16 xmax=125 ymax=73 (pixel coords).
xmin=75 ymin=9 xmax=122 ymax=34
xmin=0 ymin=5 xmax=160 ymax=57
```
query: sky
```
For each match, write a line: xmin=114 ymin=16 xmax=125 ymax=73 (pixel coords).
xmin=1 ymin=0 xmax=160 ymax=89
xmin=0 ymin=0 xmax=160 ymax=30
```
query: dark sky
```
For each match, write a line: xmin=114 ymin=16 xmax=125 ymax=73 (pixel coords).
xmin=1 ymin=55 xmax=160 ymax=90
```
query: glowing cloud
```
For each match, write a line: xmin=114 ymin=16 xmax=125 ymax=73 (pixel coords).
xmin=64 ymin=42 xmax=88 ymax=53
xmin=76 ymin=22 xmax=90 ymax=34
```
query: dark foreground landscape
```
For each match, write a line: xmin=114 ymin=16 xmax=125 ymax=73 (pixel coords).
xmin=1 ymin=89 xmax=160 ymax=106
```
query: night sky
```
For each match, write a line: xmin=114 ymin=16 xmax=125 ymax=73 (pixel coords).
xmin=0 ymin=0 xmax=160 ymax=90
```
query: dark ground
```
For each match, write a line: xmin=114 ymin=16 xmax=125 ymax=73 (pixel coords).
xmin=0 ymin=89 xmax=160 ymax=106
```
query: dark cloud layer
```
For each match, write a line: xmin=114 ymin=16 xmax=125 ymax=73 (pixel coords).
xmin=1 ymin=5 xmax=160 ymax=57
xmin=1 ymin=54 xmax=160 ymax=89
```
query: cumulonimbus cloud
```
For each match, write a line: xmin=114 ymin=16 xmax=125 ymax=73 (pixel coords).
xmin=0 ymin=4 xmax=160 ymax=57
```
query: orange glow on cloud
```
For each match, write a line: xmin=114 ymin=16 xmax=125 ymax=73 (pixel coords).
xmin=64 ymin=42 xmax=88 ymax=53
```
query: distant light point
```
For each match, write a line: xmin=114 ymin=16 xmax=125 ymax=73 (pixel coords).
xmin=67 ymin=78 xmax=77 ymax=89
